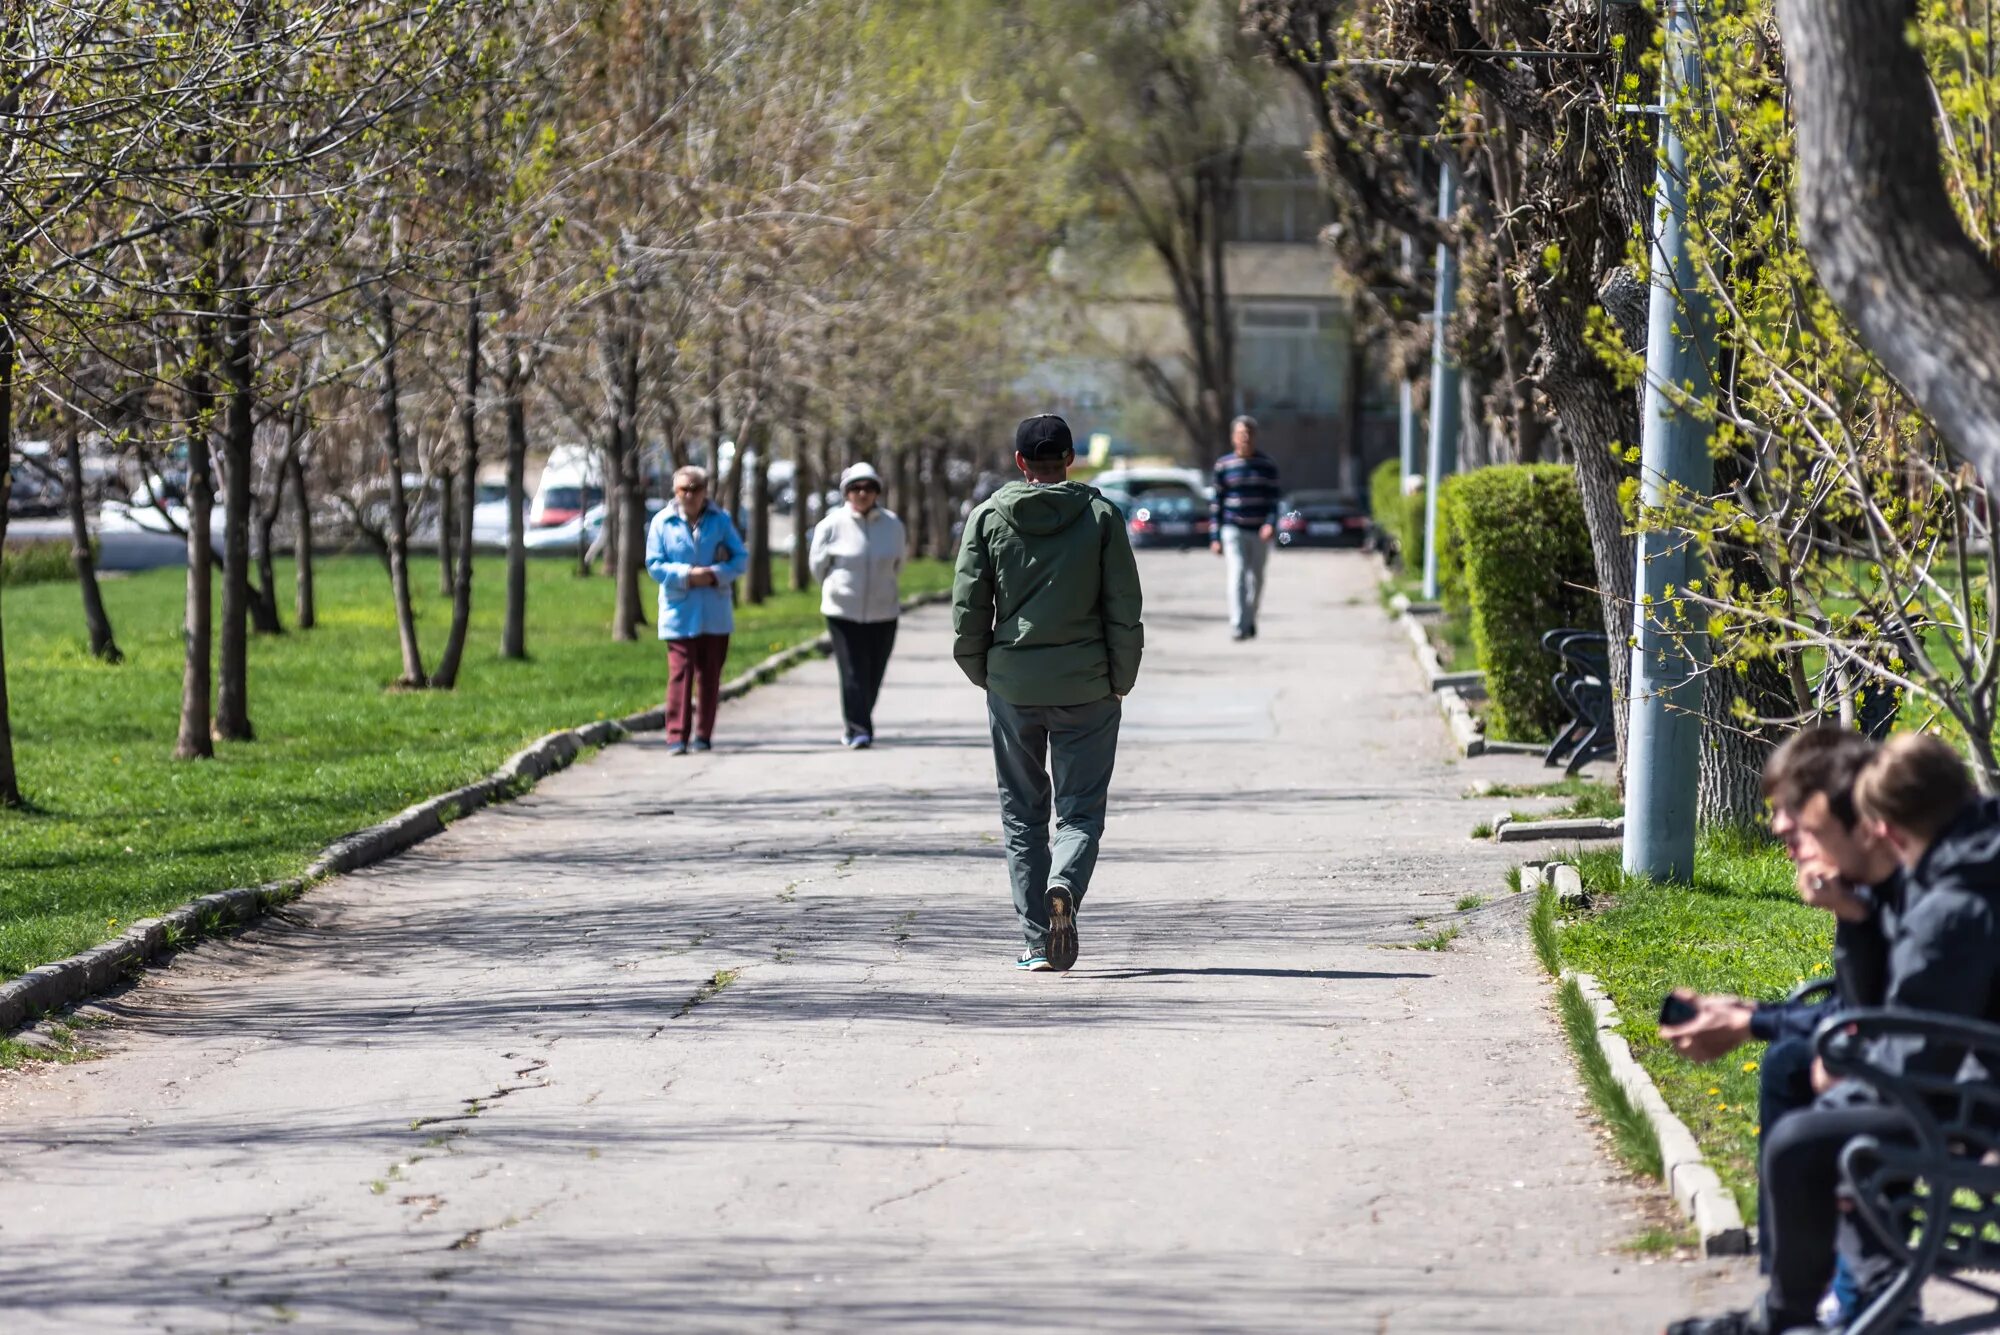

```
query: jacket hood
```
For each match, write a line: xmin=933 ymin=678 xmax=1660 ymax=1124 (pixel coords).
xmin=989 ymin=481 xmax=1098 ymax=536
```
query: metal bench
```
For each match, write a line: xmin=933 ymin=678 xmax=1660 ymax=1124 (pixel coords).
xmin=1816 ymin=1008 xmax=2000 ymax=1334
xmin=1540 ymin=628 xmax=1616 ymax=775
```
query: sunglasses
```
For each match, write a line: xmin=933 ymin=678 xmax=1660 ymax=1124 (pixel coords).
xmin=846 ymin=482 xmax=880 ymax=493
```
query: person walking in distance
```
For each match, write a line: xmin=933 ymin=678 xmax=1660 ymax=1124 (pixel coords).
xmin=1209 ymin=415 xmax=1281 ymax=640
xmin=953 ymin=414 xmax=1144 ymax=972
xmin=810 ymin=462 xmax=906 ymax=749
xmin=645 ymin=465 xmax=748 ymax=756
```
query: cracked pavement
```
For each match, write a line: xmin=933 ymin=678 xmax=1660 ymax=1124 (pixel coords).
xmin=0 ymin=551 xmax=1750 ymax=1332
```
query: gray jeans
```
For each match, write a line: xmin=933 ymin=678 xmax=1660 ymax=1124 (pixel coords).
xmin=986 ymin=693 xmax=1122 ymax=952
xmin=1221 ymin=524 xmax=1270 ymax=634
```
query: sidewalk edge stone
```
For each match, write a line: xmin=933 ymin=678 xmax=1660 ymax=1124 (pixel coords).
xmin=1567 ymin=970 xmax=1752 ymax=1257
xmin=0 ymin=588 xmax=953 ymax=1039
xmin=1390 ymin=603 xmax=1486 ymax=757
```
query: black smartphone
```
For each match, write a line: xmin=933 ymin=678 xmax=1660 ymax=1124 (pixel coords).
xmin=1658 ymin=993 xmax=1697 ymax=1027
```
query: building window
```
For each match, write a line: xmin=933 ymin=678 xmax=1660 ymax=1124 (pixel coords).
xmin=1234 ymin=303 xmax=1345 ymax=415
xmin=1229 ymin=160 xmax=1331 ymax=244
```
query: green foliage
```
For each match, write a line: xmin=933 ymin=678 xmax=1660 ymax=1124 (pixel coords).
xmin=1561 ymin=828 xmax=1820 ymax=1215
xmin=2 ymin=540 xmax=80 ymax=587
xmin=1368 ymin=458 xmax=1424 ymax=572
xmin=0 ymin=554 xmax=955 ymax=980
xmin=1443 ymin=465 xmax=1599 ymax=741
xmin=1586 ymin=3 xmax=2000 ymax=780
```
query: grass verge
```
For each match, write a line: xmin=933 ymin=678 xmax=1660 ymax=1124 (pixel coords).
xmin=0 ymin=553 xmax=952 ymax=980
xmin=1557 ymin=828 xmax=1821 ymax=1216
xmin=1556 ymin=974 xmax=1664 ymax=1179
xmin=1483 ymin=777 xmax=1623 ymax=822
xmin=1531 ymin=882 xmax=1664 ymax=1180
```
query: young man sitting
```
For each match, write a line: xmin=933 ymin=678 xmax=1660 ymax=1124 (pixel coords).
xmin=1659 ymin=728 xmax=1898 ymax=1323
xmin=1668 ymin=733 xmax=2000 ymax=1335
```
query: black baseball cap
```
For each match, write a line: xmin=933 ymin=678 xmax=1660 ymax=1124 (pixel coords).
xmin=1014 ymin=414 xmax=1074 ymax=462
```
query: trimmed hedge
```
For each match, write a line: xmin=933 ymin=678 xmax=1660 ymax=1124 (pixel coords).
xmin=1367 ymin=458 xmax=1425 ymax=572
xmin=1444 ymin=464 xmax=1599 ymax=741
xmin=2 ymin=539 xmax=79 ymax=587
xmin=1434 ymin=473 xmax=1467 ymax=622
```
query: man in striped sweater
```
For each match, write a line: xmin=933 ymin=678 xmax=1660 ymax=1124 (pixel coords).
xmin=1209 ymin=415 xmax=1282 ymax=640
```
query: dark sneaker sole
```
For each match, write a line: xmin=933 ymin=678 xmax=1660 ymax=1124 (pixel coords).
xmin=1047 ymin=892 xmax=1078 ymax=971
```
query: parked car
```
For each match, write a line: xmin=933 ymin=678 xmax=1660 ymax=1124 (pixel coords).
xmin=1093 ymin=464 xmax=1209 ymax=503
xmin=1116 ymin=492 xmax=1213 ymax=550
xmin=6 ymin=442 xmax=63 ymax=517
xmin=1276 ymin=491 xmax=1371 ymax=548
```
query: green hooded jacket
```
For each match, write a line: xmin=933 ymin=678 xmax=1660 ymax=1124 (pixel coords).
xmin=951 ymin=481 xmax=1144 ymax=706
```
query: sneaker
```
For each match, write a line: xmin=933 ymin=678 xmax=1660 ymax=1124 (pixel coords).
xmin=691 ymin=738 xmax=712 ymax=753
xmin=1046 ymin=888 xmax=1079 ymax=971
xmin=1016 ymin=951 xmax=1052 ymax=972
xmin=1665 ymin=1313 xmax=1769 ymax=1335
xmin=1664 ymin=1299 xmax=1826 ymax=1335
xmin=852 ymin=734 xmax=872 ymax=750
xmin=1231 ymin=629 xmax=1248 ymax=641
xmin=667 ymin=740 xmax=690 ymax=756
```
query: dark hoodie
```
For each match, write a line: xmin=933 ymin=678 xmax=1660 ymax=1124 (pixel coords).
xmin=951 ymin=480 xmax=1144 ymax=707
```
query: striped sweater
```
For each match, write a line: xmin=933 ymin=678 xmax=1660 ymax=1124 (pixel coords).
xmin=1211 ymin=450 xmax=1283 ymax=531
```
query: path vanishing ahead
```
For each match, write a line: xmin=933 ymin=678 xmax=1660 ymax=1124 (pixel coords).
xmin=0 ymin=550 xmax=1748 ymax=1333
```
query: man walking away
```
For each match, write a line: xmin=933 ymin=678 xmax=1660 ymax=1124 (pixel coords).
xmin=953 ymin=414 xmax=1143 ymax=973
xmin=1210 ymin=415 xmax=1281 ymax=640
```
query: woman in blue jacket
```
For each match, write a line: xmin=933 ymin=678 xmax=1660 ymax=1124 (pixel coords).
xmin=644 ymin=466 xmax=749 ymax=755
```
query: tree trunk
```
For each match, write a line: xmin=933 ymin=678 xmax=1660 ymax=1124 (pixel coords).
xmin=0 ymin=328 xmax=21 ymax=805
xmin=214 ymin=296 xmax=254 ymax=741
xmin=176 ymin=367 xmax=217 ymax=760
xmin=432 ymin=253 xmax=483 ymax=690
xmin=790 ymin=426 xmax=811 ymax=593
xmin=285 ymin=428 xmax=314 ymax=630
xmin=893 ymin=450 xmax=916 ymax=533
xmin=378 ymin=290 xmax=427 ymax=687
xmin=913 ymin=444 xmax=936 ymax=558
xmin=61 ymin=422 xmax=120 ymax=662
xmin=250 ymin=422 xmax=285 ymax=636
xmin=746 ymin=433 xmax=772 ymax=604
xmin=436 ymin=464 xmax=456 ymax=598
xmin=608 ymin=307 xmax=646 ymax=641
xmin=501 ymin=334 xmax=529 ymax=659
xmin=1537 ymin=282 xmax=1637 ymax=771
xmin=1778 ymin=0 xmax=2000 ymax=494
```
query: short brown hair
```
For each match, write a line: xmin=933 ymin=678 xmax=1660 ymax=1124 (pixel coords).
xmin=1762 ymin=726 xmax=1878 ymax=827
xmin=1854 ymin=733 xmax=1976 ymax=843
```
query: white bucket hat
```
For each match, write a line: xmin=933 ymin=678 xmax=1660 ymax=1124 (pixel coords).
xmin=840 ymin=462 xmax=882 ymax=492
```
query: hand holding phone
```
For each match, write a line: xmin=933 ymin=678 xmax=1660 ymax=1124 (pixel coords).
xmin=1658 ymin=992 xmax=1698 ymax=1027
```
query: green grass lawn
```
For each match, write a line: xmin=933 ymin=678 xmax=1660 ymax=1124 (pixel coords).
xmin=0 ymin=553 xmax=952 ymax=979
xmin=1480 ymin=776 xmax=1623 ymax=823
xmin=1555 ymin=830 xmax=1826 ymax=1217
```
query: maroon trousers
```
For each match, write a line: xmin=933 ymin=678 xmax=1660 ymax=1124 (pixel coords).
xmin=665 ymin=634 xmax=730 ymax=743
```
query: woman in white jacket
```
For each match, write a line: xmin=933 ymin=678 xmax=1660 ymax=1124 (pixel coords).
xmin=809 ymin=462 xmax=907 ymax=748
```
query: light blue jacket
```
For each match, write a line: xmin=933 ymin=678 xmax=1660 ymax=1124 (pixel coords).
xmin=645 ymin=503 xmax=749 ymax=640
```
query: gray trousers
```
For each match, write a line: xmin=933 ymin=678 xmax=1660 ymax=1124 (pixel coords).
xmin=1221 ymin=524 xmax=1270 ymax=634
xmin=986 ymin=693 xmax=1122 ymax=951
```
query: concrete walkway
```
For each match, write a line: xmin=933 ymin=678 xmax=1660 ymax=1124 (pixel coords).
xmin=0 ymin=550 xmax=1746 ymax=1332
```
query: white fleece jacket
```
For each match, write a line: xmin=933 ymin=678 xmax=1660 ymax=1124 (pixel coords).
xmin=809 ymin=504 xmax=906 ymax=622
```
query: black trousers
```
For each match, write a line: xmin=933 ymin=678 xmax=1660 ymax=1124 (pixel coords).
xmin=1762 ymin=1102 xmax=1916 ymax=1327
xmin=1757 ymin=1038 xmax=1819 ymax=1273
xmin=827 ymin=617 xmax=898 ymax=740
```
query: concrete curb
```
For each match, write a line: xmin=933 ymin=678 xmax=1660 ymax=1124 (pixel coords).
xmin=0 ymin=589 xmax=953 ymax=1038
xmin=1391 ymin=605 xmax=1487 ymax=758
xmin=1493 ymin=815 xmax=1625 ymax=843
xmin=1566 ymin=970 xmax=1752 ymax=1257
